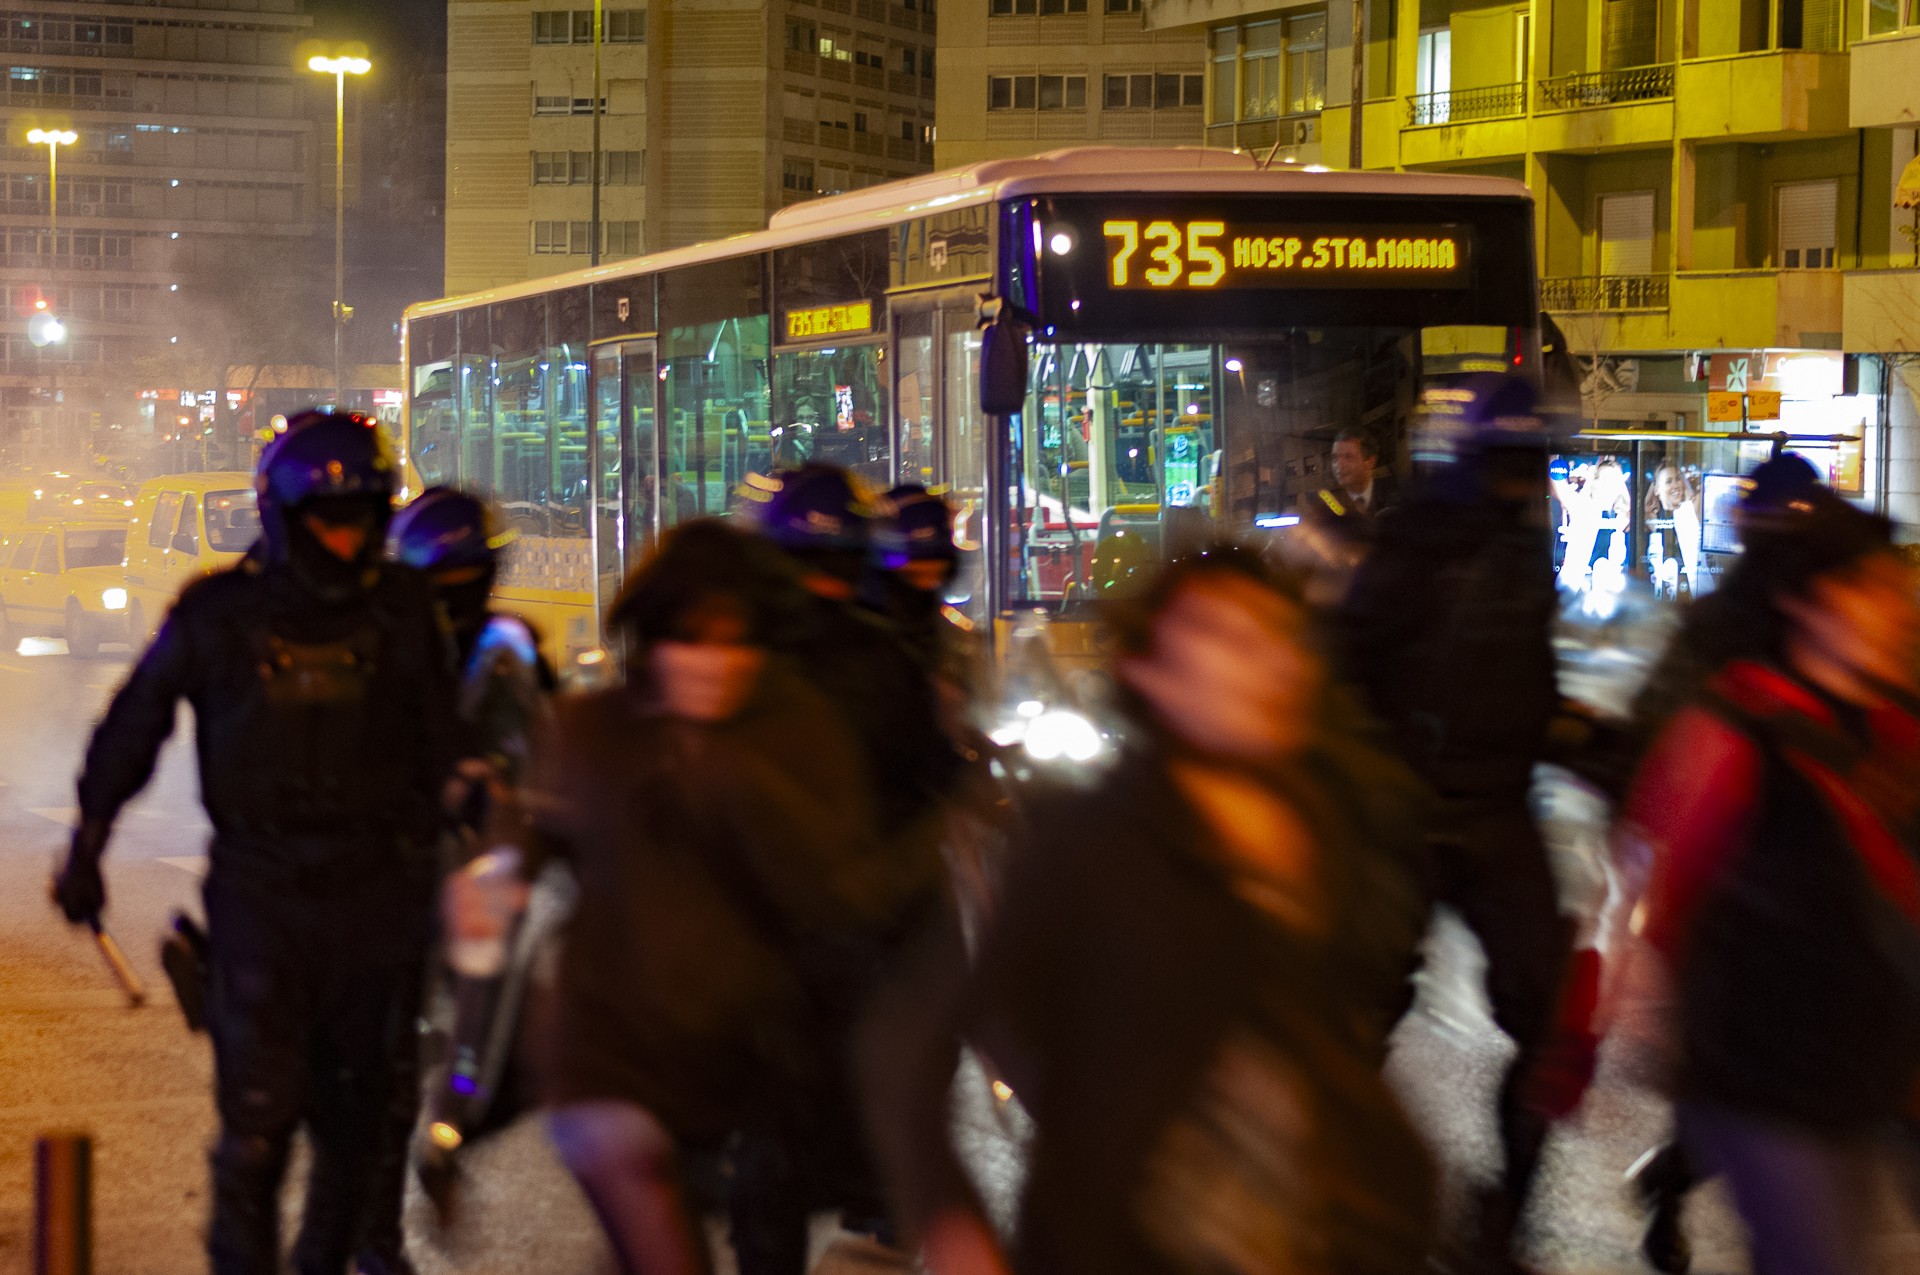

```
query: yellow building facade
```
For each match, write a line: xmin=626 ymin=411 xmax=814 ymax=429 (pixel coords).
xmin=930 ymin=0 xmax=1920 ymax=523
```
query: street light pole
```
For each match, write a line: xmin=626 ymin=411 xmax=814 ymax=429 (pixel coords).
xmin=306 ymin=54 xmax=370 ymax=406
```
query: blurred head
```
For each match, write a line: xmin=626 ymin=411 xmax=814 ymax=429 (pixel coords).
xmin=873 ymin=484 xmax=959 ymax=594
xmin=1330 ymin=431 xmax=1377 ymax=492
xmin=1108 ymin=545 xmax=1321 ymax=763
xmin=745 ymin=462 xmax=870 ymax=598
xmin=608 ymin=520 xmax=792 ymax=721
xmin=1411 ymin=373 xmax=1554 ymax=508
xmin=1725 ymin=490 xmax=1917 ymax=694
xmin=388 ymin=487 xmax=508 ymax=641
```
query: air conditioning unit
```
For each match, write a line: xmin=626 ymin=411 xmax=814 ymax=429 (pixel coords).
xmin=77 ymin=203 xmax=98 ymax=216
xmin=76 ymin=256 xmax=98 ymax=270
xmin=1293 ymin=118 xmax=1316 ymax=145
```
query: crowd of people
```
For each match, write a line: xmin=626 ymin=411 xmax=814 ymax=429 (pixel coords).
xmin=44 ymin=375 xmax=1920 ymax=1275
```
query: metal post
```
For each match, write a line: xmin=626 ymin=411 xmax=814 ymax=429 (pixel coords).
xmin=591 ymin=0 xmax=603 ymax=266
xmin=34 ymin=1133 xmax=91 ymax=1275
xmin=333 ymin=67 xmax=346 ymax=405
xmin=1348 ymin=0 xmax=1365 ymax=169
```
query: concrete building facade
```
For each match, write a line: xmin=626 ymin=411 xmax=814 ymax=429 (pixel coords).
xmin=0 ymin=0 xmax=340 ymax=452
xmin=445 ymin=0 xmax=939 ymax=294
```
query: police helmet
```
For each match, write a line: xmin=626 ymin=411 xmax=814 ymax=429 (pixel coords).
xmin=1413 ymin=372 xmax=1556 ymax=464
xmin=748 ymin=462 xmax=870 ymax=555
xmin=872 ymin=485 xmax=958 ymax=572
xmin=388 ymin=486 xmax=511 ymax=577
xmin=1735 ymin=453 xmax=1822 ymax=536
xmin=256 ymin=409 xmax=395 ymax=559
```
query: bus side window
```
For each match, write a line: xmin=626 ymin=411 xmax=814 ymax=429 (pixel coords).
xmin=895 ymin=309 xmax=936 ymax=487
xmin=149 ymin=491 xmax=183 ymax=549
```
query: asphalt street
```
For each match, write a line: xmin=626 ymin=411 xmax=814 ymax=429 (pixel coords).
xmin=1 ymin=626 xmax=1918 ymax=1273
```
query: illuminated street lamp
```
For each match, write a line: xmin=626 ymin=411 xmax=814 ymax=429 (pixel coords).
xmin=25 ymin=128 xmax=75 ymax=268
xmin=305 ymin=54 xmax=370 ymax=403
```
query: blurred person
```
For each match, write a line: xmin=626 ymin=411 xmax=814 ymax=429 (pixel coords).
xmin=491 ymin=519 xmax=919 ymax=1275
xmin=1567 ymin=457 xmax=1825 ymax=1275
xmin=1332 ymin=373 xmax=1576 ymax=1274
xmin=354 ymin=487 xmax=556 ymax=1271
xmin=738 ymin=463 xmax=958 ymax=1272
xmin=52 ymin=410 xmax=461 ymax=1275
xmin=863 ymin=546 xmax=1436 ymax=1275
xmin=1620 ymin=488 xmax=1920 ymax=1275
xmin=864 ymin=483 xmax=964 ymax=672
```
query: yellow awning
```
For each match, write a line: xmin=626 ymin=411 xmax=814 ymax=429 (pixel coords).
xmin=1895 ymin=154 xmax=1920 ymax=209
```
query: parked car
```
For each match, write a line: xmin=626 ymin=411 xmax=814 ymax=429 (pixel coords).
xmin=123 ymin=472 xmax=257 ymax=639
xmin=0 ymin=521 xmax=134 ymax=657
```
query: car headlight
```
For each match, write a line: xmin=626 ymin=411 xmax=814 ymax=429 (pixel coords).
xmin=1022 ymin=709 xmax=1104 ymax=764
xmin=101 ymin=588 xmax=127 ymax=611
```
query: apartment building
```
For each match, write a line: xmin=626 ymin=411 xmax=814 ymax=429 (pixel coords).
xmin=445 ymin=0 xmax=938 ymax=294
xmin=0 ymin=0 xmax=336 ymax=446
xmin=933 ymin=0 xmax=1208 ymax=165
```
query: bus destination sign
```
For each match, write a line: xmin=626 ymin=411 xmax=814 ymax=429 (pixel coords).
xmin=784 ymin=300 xmax=875 ymax=341
xmin=1098 ymin=219 xmax=1471 ymax=290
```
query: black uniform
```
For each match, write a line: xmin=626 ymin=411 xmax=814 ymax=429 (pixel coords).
xmin=76 ymin=552 xmax=459 ymax=1275
xmin=1333 ymin=491 xmax=1573 ymax=1250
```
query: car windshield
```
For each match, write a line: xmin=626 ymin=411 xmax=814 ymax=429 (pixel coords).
xmin=63 ymin=529 xmax=125 ymax=569
xmin=203 ymin=490 xmax=260 ymax=554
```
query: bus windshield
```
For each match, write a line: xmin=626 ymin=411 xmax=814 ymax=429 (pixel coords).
xmin=1007 ymin=323 xmax=1522 ymax=608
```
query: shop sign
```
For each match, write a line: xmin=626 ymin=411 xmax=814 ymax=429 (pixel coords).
xmin=1707 ymin=391 xmax=1744 ymax=423
xmin=1746 ymin=391 xmax=1781 ymax=421
xmin=1708 ymin=351 xmax=1843 ymax=397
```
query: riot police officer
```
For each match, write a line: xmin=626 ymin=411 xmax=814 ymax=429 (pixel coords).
xmin=53 ymin=410 xmax=461 ymax=1275
xmin=1332 ymin=374 xmax=1573 ymax=1274
xmin=345 ymin=486 xmax=554 ymax=1272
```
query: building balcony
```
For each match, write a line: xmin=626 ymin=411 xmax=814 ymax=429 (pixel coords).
xmin=1671 ymin=269 xmax=1843 ymax=348
xmin=1676 ymin=51 xmax=1849 ymax=143
xmin=1530 ymin=66 xmax=1676 ymax=153
xmin=1203 ymin=111 xmax=1319 ymax=153
xmin=1542 ymin=273 xmax=1670 ymax=312
xmin=1537 ymin=65 xmax=1674 ymax=110
xmin=1400 ymin=84 xmax=1528 ymax=165
xmin=1850 ymin=31 xmax=1920 ymax=128
xmin=1843 ymin=268 xmax=1920 ymax=352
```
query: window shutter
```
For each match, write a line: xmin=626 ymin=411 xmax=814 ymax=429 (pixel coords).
xmin=1777 ymin=179 xmax=1837 ymax=269
xmin=1599 ymin=190 xmax=1656 ymax=275
xmin=1601 ymin=0 xmax=1657 ymax=68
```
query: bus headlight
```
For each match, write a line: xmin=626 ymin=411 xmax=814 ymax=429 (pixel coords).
xmin=1021 ymin=709 xmax=1103 ymax=764
xmin=101 ymin=588 xmax=127 ymax=611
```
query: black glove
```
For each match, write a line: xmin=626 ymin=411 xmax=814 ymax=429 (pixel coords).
xmin=52 ymin=819 xmax=110 ymax=924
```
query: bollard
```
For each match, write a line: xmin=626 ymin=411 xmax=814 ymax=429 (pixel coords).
xmin=33 ymin=1133 xmax=91 ymax=1275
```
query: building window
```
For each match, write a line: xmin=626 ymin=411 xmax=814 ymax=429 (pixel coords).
xmin=1208 ymin=13 xmax=1326 ymax=125
xmin=1039 ymin=0 xmax=1089 ymax=11
xmin=1777 ymin=179 xmax=1837 ymax=269
xmin=531 ymin=220 xmax=595 ymax=253
xmin=989 ymin=0 xmax=1037 ymax=14
xmin=534 ymin=9 xmax=646 ymax=43
xmin=603 ymin=150 xmax=643 ymax=184
xmin=534 ymin=94 xmax=572 ymax=115
xmin=783 ymin=157 xmax=815 ymax=191
xmin=900 ymin=47 xmax=916 ymax=73
xmin=818 ymin=31 xmax=852 ymax=60
xmin=853 ymin=110 xmax=870 ymax=132
xmin=988 ymin=73 xmax=1084 ymax=109
xmin=602 ymin=221 xmax=641 ymax=256
xmin=532 ymin=151 xmax=562 ymax=183
xmin=103 ymin=286 xmax=132 ymax=318
xmin=1414 ymin=26 xmax=1451 ymax=104
xmin=1104 ymin=71 xmax=1203 ymax=108
xmin=1106 ymin=0 xmax=1141 ymax=10
xmin=1598 ymin=190 xmax=1656 ymax=274
xmin=921 ymin=47 xmax=934 ymax=77
xmin=788 ymin=21 xmax=815 ymax=52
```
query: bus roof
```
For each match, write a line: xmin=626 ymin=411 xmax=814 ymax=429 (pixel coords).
xmin=407 ymin=146 xmax=1532 ymax=320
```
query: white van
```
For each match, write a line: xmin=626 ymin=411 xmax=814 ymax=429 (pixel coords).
xmin=123 ymin=472 xmax=258 ymax=637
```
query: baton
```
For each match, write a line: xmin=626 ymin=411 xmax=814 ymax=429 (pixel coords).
xmin=87 ymin=918 xmax=146 ymax=1008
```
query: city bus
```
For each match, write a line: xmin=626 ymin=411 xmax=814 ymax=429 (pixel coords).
xmin=400 ymin=147 xmax=1542 ymax=665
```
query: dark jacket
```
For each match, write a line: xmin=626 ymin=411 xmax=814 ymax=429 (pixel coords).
xmin=76 ymin=554 xmax=460 ymax=889
xmin=863 ymin=738 xmax=1434 ymax=1275
xmin=1634 ymin=662 xmax=1920 ymax=1130
xmin=508 ymin=664 xmax=932 ymax=1140
xmin=1333 ymin=496 xmax=1558 ymax=798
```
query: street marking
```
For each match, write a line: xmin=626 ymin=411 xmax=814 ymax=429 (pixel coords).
xmin=157 ymin=855 xmax=207 ymax=875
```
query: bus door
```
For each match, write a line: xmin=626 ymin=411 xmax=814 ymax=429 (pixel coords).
xmin=892 ymin=291 xmax=991 ymax=622
xmin=589 ymin=337 xmax=660 ymax=624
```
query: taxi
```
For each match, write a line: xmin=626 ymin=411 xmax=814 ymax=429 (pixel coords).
xmin=123 ymin=472 xmax=258 ymax=639
xmin=0 ymin=520 xmax=135 ymax=657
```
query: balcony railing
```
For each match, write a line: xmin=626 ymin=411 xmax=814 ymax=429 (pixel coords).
xmin=1407 ymin=82 xmax=1527 ymax=126
xmin=1542 ymin=274 xmax=1670 ymax=311
xmin=1536 ymin=65 xmax=1675 ymax=110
